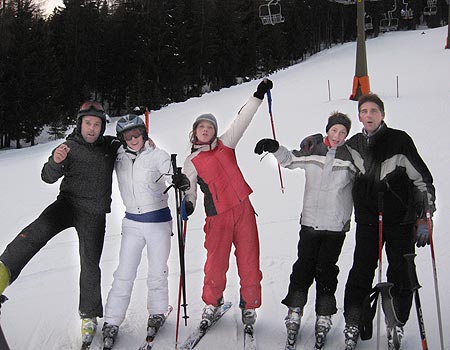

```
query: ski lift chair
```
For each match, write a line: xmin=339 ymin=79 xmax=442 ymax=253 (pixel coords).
xmin=380 ymin=15 xmax=390 ymax=32
xmin=365 ymin=13 xmax=374 ymax=31
xmin=423 ymin=0 xmax=437 ymax=16
xmin=332 ymin=0 xmax=356 ymax=4
xmin=389 ymin=16 xmax=399 ymax=30
xmin=401 ymin=0 xmax=414 ymax=19
xmin=259 ymin=0 xmax=285 ymax=25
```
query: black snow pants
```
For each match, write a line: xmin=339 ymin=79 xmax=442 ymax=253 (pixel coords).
xmin=282 ymin=225 xmax=346 ymax=315
xmin=343 ymin=223 xmax=415 ymax=326
xmin=0 ymin=196 xmax=106 ymax=318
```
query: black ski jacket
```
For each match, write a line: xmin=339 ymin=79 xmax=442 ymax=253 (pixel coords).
xmin=41 ymin=130 xmax=121 ymax=214
xmin=346 ymin=122 xmax=435 ymax=226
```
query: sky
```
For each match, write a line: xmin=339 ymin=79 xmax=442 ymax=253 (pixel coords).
xmin=0 ymin=25 xmax=449 ymax=350
xmin=42 ymin=0 xmax=63 ymax=15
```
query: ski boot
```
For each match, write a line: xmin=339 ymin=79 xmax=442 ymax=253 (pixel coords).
xmin=81 ymin=317 xmax=98 ymax=348
xmin=285 ymin=306 xmax=302 ymax=347
xmin=102 ymin=322 xmax=119 ymax=350
xmin=242 ymin=308 xmax=257 ymax=338
xmin=147 ymin=313 xmax=166 ymax=337
xmin=241 ymin=308 xmax=257 ymax=326
xmin=343 ymin=324 xmax=359 ymax=350
xmin=200 ymin=304 xmax=220 ymax=329
xmin=387 ymin=325 xmax=404 ymax=350
xmin=0 ymin=262 xmax=10 ymax=295
xmin=314 ymin=315 xmax=332 ymax=350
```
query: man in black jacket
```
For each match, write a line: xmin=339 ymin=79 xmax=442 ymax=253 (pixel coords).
xmin=0 ymin=101 xmax=121 ymax=347
xmin=342 ymin=94 xmax=436 ymax=350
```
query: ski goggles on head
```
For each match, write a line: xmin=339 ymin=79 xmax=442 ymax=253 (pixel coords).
xmin=79 ymin=101 xmax=104 ymax=113
xmin=123 ymin=128 xmax=144 ymax=141
xmin=77 ymin=101 xmax=105 ymax=119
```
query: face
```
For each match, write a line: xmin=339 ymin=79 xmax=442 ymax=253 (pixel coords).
xmin=123 ymin=128 xmax=144 ymax=151
xmin=326 ymin=124 xmax=348 ymax=148
xmin=358 ymin=101 xmax=385 ymax=136
xmin=195 ymin=120 xmax=216 ymax=144
xmin=80 ymin=116 xmax=103 ymax=143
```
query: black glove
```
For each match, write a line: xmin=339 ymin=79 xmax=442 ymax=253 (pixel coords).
xmin=172 ymin=173 xmax=190 ymax=191
xmin=185 ymin=201 xmax=194 ymax=216
xmin=300 ymin=133 xmax=323 ymax=153
xmin=254 ymin=138 xmax=279 ymax=155
xmin=414 ymin=218 xmax=431 ymax=247
xmin=253 ymin=79 xmax=273 ymax=100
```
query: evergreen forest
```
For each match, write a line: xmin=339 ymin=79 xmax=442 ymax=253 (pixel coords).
xmin=0 ymin=0 xmax=448 ymax=148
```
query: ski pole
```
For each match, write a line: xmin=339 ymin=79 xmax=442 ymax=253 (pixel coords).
xmin=376 ymin=192 xmax=383 ymax=350
xmin=145 ymin=107 xmax=150 ymax=133
xmin=403 ymin=253 xmax=428 ymax=350
xmin=266 ymin=88 xmax=285 ymax=193
xmin=170 ymin=155 xmax=189 ymax=348
xmin=175 ymin=197 xmax=189 ymax=349
xmin=425 ymin=205 xmax=444 ymax=350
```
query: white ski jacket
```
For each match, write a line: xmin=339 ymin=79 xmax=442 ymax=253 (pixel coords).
xmin=273 ymin=142 xmax=356 ymax=232
xmin=115 ymin=143 xmax=172 ymax=215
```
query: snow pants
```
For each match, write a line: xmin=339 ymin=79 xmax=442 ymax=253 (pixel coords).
xmin=104 ymin=218 xmax=172 ymax=326
xmin=0 ymin=196 xmax=106 ymax=318
xmin=202 ymin=198 xmax=262 ymax=309
xmin=281 ymin=226 xmax=346 ymax=315
xmin=344 ymin=223 xmax=415 ymax=326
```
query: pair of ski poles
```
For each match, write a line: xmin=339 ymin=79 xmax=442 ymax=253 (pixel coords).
xmin=169 ymin=154 xmax=189 ymax=349
xmin=376 ymin=192 xmax=444 ymax=350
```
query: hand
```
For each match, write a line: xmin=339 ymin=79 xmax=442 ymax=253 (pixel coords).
xmin=414 ymin=218 xmax=432 ymax=247
xmin=253 ymin=78 xmax=273 ymax=100
xmin=254 ymin=138 xmax=279 ymax=155
xmin=300 ymin=134 xmax=323 ymax=153
xmin=172 ymin=173 xmax=190 ymax=191
xmin=53 ymin=143 xmax=70 ymax=163
xmin=185 ymin=201 xmax=194 ymax=216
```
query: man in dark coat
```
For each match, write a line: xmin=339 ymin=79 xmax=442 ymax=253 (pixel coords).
xmin=0 ymin=101 xmax=121 ymax=347
xmin=342 ymin=94 xmax=435 ymax=350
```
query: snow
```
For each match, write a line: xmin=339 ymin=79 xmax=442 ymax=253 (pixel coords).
xmin=1 ymin=26 xmax=449 ymax=350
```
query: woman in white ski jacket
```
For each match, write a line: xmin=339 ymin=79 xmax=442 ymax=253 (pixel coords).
xmin=101 ymin=114 xmax=189 ymax=348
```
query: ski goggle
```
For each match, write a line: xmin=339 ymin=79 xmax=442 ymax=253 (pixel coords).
xmin=123 ymin=128 xmax=143 ymax=141
xmin=78 ymin=101 xmax=104 ymax=114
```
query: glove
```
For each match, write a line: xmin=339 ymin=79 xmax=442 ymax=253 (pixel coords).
xmin=172 ymin=173 xmax=190 ymax=191
xmin=414 ymin=218 xmax=431 ymax=247
xmin=254 ymin=138 xmax=279 ymax=155
xmin=253 ymin=79 xmax=273 ymax=100
xmin=300 ymin=133 xmax=323 ymax=153
xmin=185 ymin=201 xmax=194 ymax=216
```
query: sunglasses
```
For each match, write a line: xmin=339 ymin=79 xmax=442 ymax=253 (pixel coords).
xmin=123 ymin=129 xmax=143 ymax=141
xmin=79 ymin=101 xmax=105 ymax=114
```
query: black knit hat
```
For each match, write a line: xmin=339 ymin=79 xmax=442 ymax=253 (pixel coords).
xmin=325 ymin=112 xmax=351 ymax=135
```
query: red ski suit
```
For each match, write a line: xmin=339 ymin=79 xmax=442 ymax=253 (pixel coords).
xmin=183 ymin=96 xmax=263 ymax=309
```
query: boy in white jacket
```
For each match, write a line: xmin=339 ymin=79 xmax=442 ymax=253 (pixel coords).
xmin=102 ymin=114 xmax=189 ymax=349
xmin=254 ymin=112 xmax=355 ymax=348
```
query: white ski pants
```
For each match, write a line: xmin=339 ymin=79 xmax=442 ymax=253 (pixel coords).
xmin=104 ymin=217 xmax=172 ymax=326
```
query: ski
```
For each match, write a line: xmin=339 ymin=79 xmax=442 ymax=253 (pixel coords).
xmin=137 ymin=305 xmax=173 ymax=350
xmin=314 ymin=332 xmax=326 ymax=350
xmin=243 ymin=324 xmax=256 ymax=350
xmin=80 ymin=343 xmax=91 ymax=350
xmin=178 ymin=302 xmax=232 ymax=350
xmin=284 ymin=327 xmax=299 ymax=350
xmin=0 ymin=295 xmax=11 ymax=350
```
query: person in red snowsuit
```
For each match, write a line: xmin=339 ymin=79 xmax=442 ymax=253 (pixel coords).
xmin=182 ymin=79 xmax=272 ymax=327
